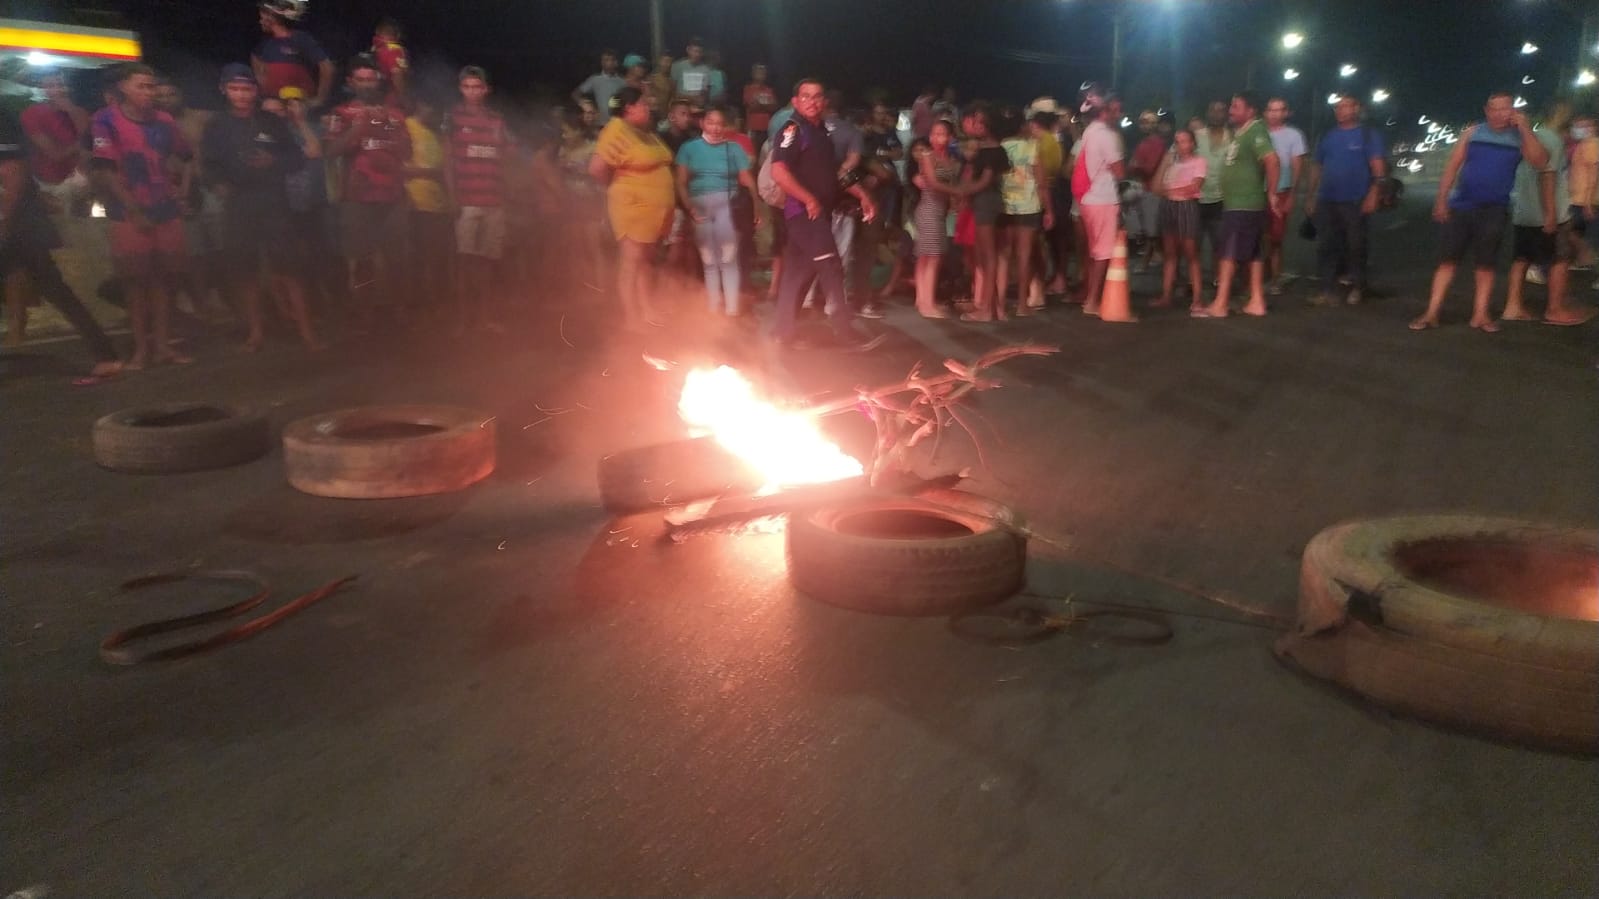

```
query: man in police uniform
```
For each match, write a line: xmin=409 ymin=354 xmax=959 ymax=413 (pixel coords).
xmin=769 ymin=78 xmax=881 ymax=350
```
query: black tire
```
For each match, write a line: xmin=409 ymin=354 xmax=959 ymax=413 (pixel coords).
xmin=92 ymin=404 xmax=271 ymax=474
xmin=786 ymin=488 xmax=1027 ymax=616
xmin=597 ymin=436 xmax=761 ymax=514
xmin=282 ymin=405 xmax=495 ymax=499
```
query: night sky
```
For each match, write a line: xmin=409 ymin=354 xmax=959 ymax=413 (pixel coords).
xmin=18 ymin=0 xmax=1596 ymax=137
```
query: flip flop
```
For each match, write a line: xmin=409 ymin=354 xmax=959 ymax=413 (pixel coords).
xmin=1408 ymin=318 xmax=1439 ymax=331
xmin=919 ymin=308 xmax=952 ymax=320
xmin=1543 ymin=310 xmax=1597 ymax=326
xmin=1499 ymin=311 xmax=1537 ymax=322
xmin=959 ymin=312 xmax=993 ymax=323
xmin=1471 ymin=321 xmax=1502 ymax=334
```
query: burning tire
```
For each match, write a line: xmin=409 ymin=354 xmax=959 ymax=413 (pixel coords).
xmin=786 ymin=488 xmax=1027 ymax=616
xmin=283 ymin=405 xmax=495 ymax=499
xmin=93 ymin=404 xmax=271 ymax=474
xmin=597 ymin=436 xmax=761 ymax=515
xmin=1277 ymin=516 xmax=1599 ymax=753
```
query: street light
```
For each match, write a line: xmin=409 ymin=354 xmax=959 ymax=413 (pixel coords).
xmin=1326 ymin=93 xmax=1341 ymax=105
xmin=1372 ymin=88 xmax=1390 ymax=103
xmin=1523 ymin=75 xmax=1536 ymax=83
xmin=1514 ymin=95 xmax=1529 ymax=108
xmin=1284 ymin=68 xmax=1300 ymax=80
xmin=1522 ymin=41 xmax=1539 ymax=54
xmin=1579 ymin=69 xmax=1597 ymax=87
xmin=1339 ymin=63 xmax=1358 ymax=77
xmin=1282 ymin=31 xmax=1305 ymax=49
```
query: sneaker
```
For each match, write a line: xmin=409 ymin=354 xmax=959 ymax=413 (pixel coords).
xmin=1345 ymin=288 xmax=1363 ymax=306
xmin=1526 ymin=266 xmax=1547 ymax=285
xmin=857 ymin=303 xmax=885 ymax=320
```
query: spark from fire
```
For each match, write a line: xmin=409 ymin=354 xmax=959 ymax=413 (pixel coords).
xmin=678 ymin=366 xmax=864 ymax=493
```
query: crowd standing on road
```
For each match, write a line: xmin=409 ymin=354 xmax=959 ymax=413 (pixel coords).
xmin=4 ymin=3 xmax=1598 ymax=380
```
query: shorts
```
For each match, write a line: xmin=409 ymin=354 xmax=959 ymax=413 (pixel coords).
xmin=1438 ymin=204 xmax=1508 ymax=266
xmin=109 ymin=218 xmax=187 ymax=279
xmin=1267 ymin=191 xmax=1291 ymax=243
xmin=1138 ymin=190 xmax=1162 ymax=237
xmin=222 ymin=201 xmax=301 ymax=273
xmin=1160 ymin=199 xmax=1201 ymax=242
xmin=970 ymin=189 xmax=1004 ymax=226
xmin=456 ymin=205 xmax=507 ymax=259
xmin=768 ymin=206 xmax=788 ymax=254
xmin=1569 ymin=205 xmax=1588 ymax=237
xmin=1511 ymin=223 xmax=1572 ymax=267
xmin=183 ymin=189 xmax=225 ymax=257
xmin=999 ymin=212 xmax=1043 ymax=230
xmin=1198 ymin=200 xmax=1223 ymax=235
xmin=1079 ymin=203 xmax=1120 ymax=261
xmin=341 ymin=201 xmax=409 ymax=261
xmin=1219 ymin=209 xmax=1268 ymax=262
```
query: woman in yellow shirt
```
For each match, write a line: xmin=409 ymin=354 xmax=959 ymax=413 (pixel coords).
xmin=590 ymin=86 xmax=674 ymax=329
xmin=404 ymin=100 xmax=451 ymax=324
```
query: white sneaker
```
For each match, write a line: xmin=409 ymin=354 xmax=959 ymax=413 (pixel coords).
xmin=1526 ymin=266 xmax=1547 ymax=285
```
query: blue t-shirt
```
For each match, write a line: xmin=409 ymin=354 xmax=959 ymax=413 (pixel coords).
xmin=675 ymin=137 xmax=750 ymax=197
xmin=1314 ymin=125 xmax=1383 ymax=203
xmin=1450 ymin=125 xmax=1524 ymax=211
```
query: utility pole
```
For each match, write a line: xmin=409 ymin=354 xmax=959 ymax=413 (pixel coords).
xmin=650 ymin=0 xmax=664 ymax=64
xmin=1111 ymin=8 xmax=1125 ymax=88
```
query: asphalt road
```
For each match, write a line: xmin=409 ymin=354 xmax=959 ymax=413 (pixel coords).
xmin=3 ymin=183 xmax=1597 ymax=895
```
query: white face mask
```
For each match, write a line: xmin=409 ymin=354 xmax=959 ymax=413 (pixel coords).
xmin=1573 ymin=126 xmax=1593 ymax=140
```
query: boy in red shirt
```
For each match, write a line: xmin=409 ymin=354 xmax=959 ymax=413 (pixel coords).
xmin=325 ymin=55 xmax=411 ymax=330
xmin=444 ymin=66 xmax=512 ymax=332
xmin=89 ymin=63 xmax=194 ymax=368
xmin=370 ymin=18 xmax=409 ymax=104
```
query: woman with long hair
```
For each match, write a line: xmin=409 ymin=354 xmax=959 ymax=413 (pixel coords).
xmin=959 ymin=104 xmax=1010 ymax=321
xmin=589 ymin=86 xmax=675 ymax=329
xmin=1152 ymin=127 xmax=1208 ymax=310
xmin=674 ymin=106 xmax=760 ymax=317
xmin=909 ymin=123 xmax=964 ymax=318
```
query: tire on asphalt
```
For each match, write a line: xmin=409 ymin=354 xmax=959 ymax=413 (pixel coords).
xmin=786 ymin=488 xmax=1027 ymax=616
xmin=93 ymin=403 xmax=272 ymax=474
xmin=282 ymin=405 xmax=496 ymax=499
xmin=597 ymin=436 xmax=762 ymax=514
xmin=1276 ymin=515 xmax=1599 ymax=753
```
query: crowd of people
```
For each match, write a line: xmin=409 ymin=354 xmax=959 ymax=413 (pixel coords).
xmin=3 ymin=4 xmax=1597 ymax=380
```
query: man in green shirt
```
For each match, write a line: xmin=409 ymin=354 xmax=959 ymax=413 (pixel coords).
xmin=1198 ymin=91 xmax=1281 ymax=319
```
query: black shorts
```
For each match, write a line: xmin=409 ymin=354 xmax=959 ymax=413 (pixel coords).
xmin=1219 ymin=209 xmax=1267 ymax=262
xmin=998 ymin=212 xmax=1044 ymax=229
xmin=223 ymin=201 xmax=301 ymax=273
xmin=768 ymin=205 xmax=788 ymax=254
xmin=1568 ymin=205 xmax=1588 ymax=237
xmin=1439 ymin=204 xmax=1508 ymax=266
xmin=1511 ymin=223 xmax=1572 ymax=266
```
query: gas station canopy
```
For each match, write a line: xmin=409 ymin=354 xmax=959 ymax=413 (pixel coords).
xmin=0 ymin=18 xmax=141 ymax=69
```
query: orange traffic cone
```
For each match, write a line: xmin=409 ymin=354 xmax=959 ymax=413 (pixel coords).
xmin=1099 ymin=230 xmax=1138 ymax=323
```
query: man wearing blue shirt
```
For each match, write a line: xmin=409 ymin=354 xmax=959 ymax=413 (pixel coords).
xmin=769 ymin=78 xmax=881 ymax=350
xmin=1303 ymin=93 xmax=1386 ymax=306
xmin=1412 ymin=91 xmax=1548 ymax=332
xmin=573 ymin=50 xmax=625 ymax=124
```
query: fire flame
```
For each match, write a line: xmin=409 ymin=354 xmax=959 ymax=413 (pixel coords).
xmin=678 ymin=365 xmax=863 ymax=493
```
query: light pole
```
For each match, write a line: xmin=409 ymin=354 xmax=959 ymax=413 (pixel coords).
xmin=650 ymin=0 xmax=664 ymax=64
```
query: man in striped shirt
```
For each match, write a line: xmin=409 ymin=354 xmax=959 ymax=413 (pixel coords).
xmin=443 ymin=66 xmax=512 ymax=332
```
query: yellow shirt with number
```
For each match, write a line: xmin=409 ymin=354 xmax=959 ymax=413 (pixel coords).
xmin=404 ymin=117 xmax=448 ymax=213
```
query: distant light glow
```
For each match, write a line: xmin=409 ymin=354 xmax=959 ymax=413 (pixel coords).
xmin=1281 ymin=32 xmax=1305 ymax=49
xmin=1523 ymin=75 xmax=1536 ymax=85
xmin=1371 ymin=88 xmax=1390 ymax=104
xmin=26 ymin=51 xmax=52 ymax=66
xmin=1120 ymin=116 xmax=1133 ymax=128
xmin=1521 ymin=41 xmax=1539 ymax=55
xmin=1513 ymin=96 xmax=1529 ymax=108
xmin=1418 ymin=115 xmax=1431 ymax=125
xmin=1327 ymin=93 xmax=1341 ymax=106
xmin=1339 ymin=63 xmax=1358 ymax=78
xmin=1283 ymin=68 xmax=1300 ymax=81
xmin=1579 ymin=70 xmax=1598 ymax=87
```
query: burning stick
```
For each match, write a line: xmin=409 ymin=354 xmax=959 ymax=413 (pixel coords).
xmin=662 ymin=472 xmax=968 ymax=541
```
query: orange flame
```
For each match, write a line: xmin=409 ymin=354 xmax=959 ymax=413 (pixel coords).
xmin=678 ymin=366 xmax=863 ymax=493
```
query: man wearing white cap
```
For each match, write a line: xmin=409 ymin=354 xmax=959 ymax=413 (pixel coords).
xmin=1071 ymin=85 xmax=1129 ymax=319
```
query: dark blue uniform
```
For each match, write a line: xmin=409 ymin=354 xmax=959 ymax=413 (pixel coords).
xmin=770 ymin=114 xmax=860 ymax=345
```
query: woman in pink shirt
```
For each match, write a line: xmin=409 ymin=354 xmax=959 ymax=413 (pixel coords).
xmin=1153 ymin=128 xmax=1208 ymax=310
